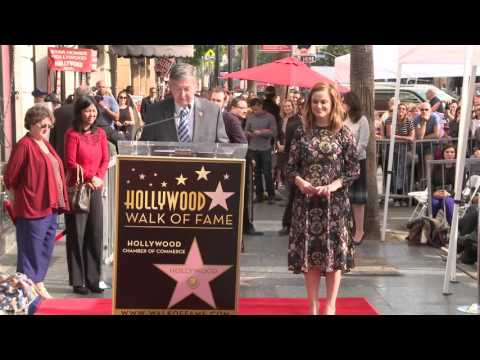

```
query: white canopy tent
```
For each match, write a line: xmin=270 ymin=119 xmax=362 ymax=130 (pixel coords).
xmin=381 ymin=45 xmax=480 ymax=301
xmin=335 ymin=45 xmax=480 ymax=82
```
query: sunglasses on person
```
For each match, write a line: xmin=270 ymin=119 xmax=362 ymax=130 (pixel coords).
xmin=420 ymin=108 xmax=430 ymax=112
xmin=119 ymin=96 xmax=128 ymax=99
xmin=36 ymin=123 xmax=54 ymax=129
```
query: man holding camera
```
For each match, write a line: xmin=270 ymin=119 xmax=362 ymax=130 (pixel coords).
xmin=95 ymin=80 xmax=125 ymax=149
xmin=95 ymin=80 xmax=120 ymax=126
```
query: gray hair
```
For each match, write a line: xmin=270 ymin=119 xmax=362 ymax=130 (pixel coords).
xmin=74 ymin=85 xmax=91 ymax=99
xmin=169 ymin=63 xmax=196 ymax=82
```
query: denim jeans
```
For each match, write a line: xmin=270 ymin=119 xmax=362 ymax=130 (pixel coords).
xmin=249 ymin=149 xmax=274 ymax=198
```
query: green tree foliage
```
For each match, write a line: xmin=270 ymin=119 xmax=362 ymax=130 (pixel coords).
xmin=188 ymin=45 xmax=227 ymax=67
xmin=311 ymin=45 xmax=351 ymax=66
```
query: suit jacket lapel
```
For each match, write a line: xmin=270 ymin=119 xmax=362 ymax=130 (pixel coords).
xmin=193 ymin=99 xmax=204 ymax=142
xmin=164 ymin=98 xmax=178 ymax=141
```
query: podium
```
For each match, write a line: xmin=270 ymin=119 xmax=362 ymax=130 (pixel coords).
xmin=112 ymin=141 xmax=247 ymax=315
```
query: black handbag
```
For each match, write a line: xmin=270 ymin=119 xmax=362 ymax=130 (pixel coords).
xmin=67 ymin=164 xmax=91 ymax=213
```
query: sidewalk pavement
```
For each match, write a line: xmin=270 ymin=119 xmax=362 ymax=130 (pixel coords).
xmin=1 ymin=190 xmax=478 ymax=314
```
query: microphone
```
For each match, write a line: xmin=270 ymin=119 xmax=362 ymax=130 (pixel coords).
xmin=134 ymin=114 xmax=179 ymax=140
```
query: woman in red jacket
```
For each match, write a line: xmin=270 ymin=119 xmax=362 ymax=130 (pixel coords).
xmin=4 ymin=105 xmax=70 ymax=299
xmin=64 ymin=96 xmax=109 ymax=295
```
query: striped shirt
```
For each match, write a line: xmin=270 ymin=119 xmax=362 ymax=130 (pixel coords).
xmin=385 ymin=117 xmax=414 ymax=136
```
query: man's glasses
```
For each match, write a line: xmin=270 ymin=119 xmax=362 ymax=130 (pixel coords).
xmin=36 ymin=123 xmax=54 ymax=129
xmin=420 ymin=109 xmax=430 ymax=112
xmin=119 ymin=96 xmax=127 ymax=99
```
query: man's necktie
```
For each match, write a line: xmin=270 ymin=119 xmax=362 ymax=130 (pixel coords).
xmin=178 ymin=107 xmax=191 ymax=142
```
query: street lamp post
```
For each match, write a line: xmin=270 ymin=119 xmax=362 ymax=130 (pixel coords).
xmin=227 ymin=45 xmax=234 ymax=91
xmin=214 ymin=45 xmax=220 ymax=87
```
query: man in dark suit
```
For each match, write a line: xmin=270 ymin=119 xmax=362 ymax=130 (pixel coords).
xmin=49 ymin=85 xmax=91 ymax=162
xmin=278 ymin=114 xmax=302 ymax=235
xmin=221 ymin=97 xmax=248 ymax=144
xmin=210 ymin=91 xmax=262 ymax=236
xmin=140 ymin=87 xmax=159 ymax=120
xmin=223 ymin=97 xmax=263 ymax=236
xmin=139 ymin=63 xmax=229 ymax=143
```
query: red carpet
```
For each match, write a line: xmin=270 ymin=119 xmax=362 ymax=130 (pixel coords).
xmin=34 ymin=297 xmax=378 ymax=315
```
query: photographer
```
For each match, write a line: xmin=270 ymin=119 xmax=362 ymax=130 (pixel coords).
xmin=95 ymin=81 xmax=120 ymax=126
xmin=94 ymin=81 xmax=124 ymax=149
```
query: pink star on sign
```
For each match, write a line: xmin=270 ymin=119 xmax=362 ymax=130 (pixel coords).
xmin=204 ymin=182 xmax=235 ymax=211
xmin=154 ymin=238 xmax=231 ymax=308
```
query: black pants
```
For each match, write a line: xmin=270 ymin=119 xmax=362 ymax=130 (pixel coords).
xmin=243 ymin=153 xmax=255 ymax=232
xmin=65 ymin=189 xmax=103 ymax=288
xmin=250 ymin=149 xmax=274 ymax=199
xmin=282 ymin=183 xmax=296 ymax=228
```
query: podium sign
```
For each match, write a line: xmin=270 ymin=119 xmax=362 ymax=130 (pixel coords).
xmin=113 ymin=155 xmax=245 ymax=315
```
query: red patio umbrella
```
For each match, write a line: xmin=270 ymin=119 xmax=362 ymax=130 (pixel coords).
xmin=222 ymin=56 xmax=349 ymax=92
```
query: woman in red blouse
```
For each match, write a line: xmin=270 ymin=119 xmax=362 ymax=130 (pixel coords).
xmin=64 ymin=96 xmax=109 ymax=295
xmin=4 ymin=105 xmax=70 ymax=299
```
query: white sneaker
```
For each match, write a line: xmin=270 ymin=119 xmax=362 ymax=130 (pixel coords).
xmin=99 ymin=281 xmax=111 ymax=290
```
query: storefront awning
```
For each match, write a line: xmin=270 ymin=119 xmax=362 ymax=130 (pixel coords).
xmin=110 ymin=45 xmax=194 ymax=58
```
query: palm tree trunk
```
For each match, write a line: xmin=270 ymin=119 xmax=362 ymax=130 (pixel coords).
xmin=350 ymin=45 xmax=380 ymax=239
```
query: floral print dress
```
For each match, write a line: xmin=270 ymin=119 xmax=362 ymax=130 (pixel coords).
xmin=286 ymin=125 xmax=360 ymax=274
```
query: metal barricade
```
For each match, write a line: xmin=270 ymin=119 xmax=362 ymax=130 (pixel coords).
xmin=102 ymin=157 xmax=116 ymax=265
xmin=376 ymin=137 xmax=479 ymax=207
xmin=376 ymin=139 xmax=416 ymax=204
xmin=425 ymin=158 xmax=480 ymax=218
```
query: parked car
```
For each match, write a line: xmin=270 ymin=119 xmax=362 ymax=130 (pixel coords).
xmin=374 ymin=83 xmax=456 ymax=112
xmin=474 ymin=84 xmax=480 ymax=105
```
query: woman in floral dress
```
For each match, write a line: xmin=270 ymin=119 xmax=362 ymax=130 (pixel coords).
xmin=287 ymin=82 xmax=360 ymax=315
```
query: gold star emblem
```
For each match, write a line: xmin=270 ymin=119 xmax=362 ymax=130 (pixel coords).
xmin=161 ymin=181 xmax=167 ymax=188
xmin=195 ymin=166 xmax=211 ymax=181
xmin=187 ymin=276 xmax=200 ymax=289
xmin=176 ymin=174 xmax=188 ymax=186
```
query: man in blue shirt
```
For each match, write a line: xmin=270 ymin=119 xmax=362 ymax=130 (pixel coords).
xmin=95 ymin=80 xmax=119 ymax=126
xmin=95 ymin=80 xmax=124 ymax=148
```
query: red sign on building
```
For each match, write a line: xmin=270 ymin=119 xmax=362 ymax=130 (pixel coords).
xmin=48 ymin=47 xmax=95 ymax=72
xmin=259 ymin=45 xmax=292 ymax=53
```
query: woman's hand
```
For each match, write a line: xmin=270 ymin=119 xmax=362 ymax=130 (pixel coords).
xmin=91 ymin=176 xmax=104 ymax=189
xmin=315 ymin=185 xmax=330 ymax=198
xmin=315 ymin=179 xmax=343 ymax=197
xmin=295 ymin=177 xmax=317 ymax=196
xmin=277 ymin=144 xmax=285 ymax=153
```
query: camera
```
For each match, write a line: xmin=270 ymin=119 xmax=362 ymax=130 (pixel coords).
xmin=94 ymin=95 xmax=104 ymax=103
